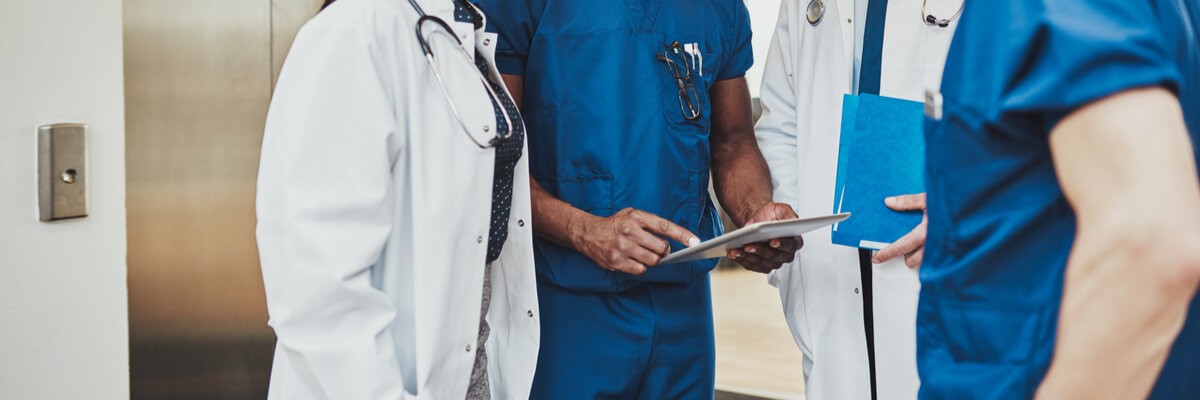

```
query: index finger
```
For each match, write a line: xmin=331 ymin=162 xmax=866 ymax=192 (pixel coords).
xmin=631 ymin=211 xmax=701 ymax=247
xmin=873 ymin=230 xmax=923 ymax=264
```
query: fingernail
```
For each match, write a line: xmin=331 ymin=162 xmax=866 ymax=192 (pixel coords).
xmin=688 ymin=237 xmax=701 ymax=247
xmin=885 ymin=196 xmax=896 ymax=205
xmin=770 ymin=240 xmax=781 ymax=248
xmin=747 ymin=247 xmax=757 ymax=254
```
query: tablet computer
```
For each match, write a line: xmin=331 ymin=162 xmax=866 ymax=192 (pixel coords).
xmin=659 ymin=213 xmax=851 ymax=264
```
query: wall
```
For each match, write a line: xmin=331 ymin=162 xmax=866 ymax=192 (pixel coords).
xmin=745 ymin=0 xmax=783 ymax=98
xmin=0 ymin=0 xmax=129 ymax=399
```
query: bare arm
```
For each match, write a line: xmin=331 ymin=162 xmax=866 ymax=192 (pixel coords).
xmin=710 ymin=77 xmax=803 ymax=273
xmin=501 ymin=74 xmax=700 ymax=276
xmin=1036 ymin=87 xmax=1200 ymax=398
xmin=710 ymin=77 xmax=775 ymax=225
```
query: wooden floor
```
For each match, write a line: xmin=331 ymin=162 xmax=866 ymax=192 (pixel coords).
xmin=712 ymin=268 xmax=807 ymax=399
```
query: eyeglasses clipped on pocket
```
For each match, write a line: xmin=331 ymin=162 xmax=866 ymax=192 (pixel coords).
xmin=656 ymin=40 xmax=705 ymax=121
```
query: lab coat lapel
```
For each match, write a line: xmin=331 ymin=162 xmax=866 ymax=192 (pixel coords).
xmin=772 ymin=2 xmax=868 ymax=397
xmin=415 ymin=0 xmax=476 ymax=56
xmin=411 ymin=0 xmax=494 ymax=149
xmin=878 ymin=0 xmax=959 ymax=99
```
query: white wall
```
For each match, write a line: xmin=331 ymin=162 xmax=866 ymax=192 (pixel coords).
xmin=745 ymin=0 xmax=783 ymax=98
xmin=0 ymin=0 xmax=129 ymax=398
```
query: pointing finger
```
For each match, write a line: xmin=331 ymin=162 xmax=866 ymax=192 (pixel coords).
xmin=633 ymin=211 xmax=701 ymax=247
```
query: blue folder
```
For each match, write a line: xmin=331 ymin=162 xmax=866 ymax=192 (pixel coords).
xmin=831 ymin=94 xmax=925 ymax=250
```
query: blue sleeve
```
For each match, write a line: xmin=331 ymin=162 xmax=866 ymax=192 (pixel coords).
xmin=716 ymin=0 xmax=753 ymax=81
xmin=995 ymin=1 xmax=1181 ymax=121
xmin=475 ymin=0 xmax=548 ymax=76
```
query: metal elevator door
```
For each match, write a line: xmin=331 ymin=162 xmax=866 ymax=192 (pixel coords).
xmin=124 ymin=0 xmax=320 ymax=398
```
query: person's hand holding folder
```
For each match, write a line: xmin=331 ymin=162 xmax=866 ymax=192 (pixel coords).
xmin=873 ymin=193 xmax=927 ymax=269
xmin=832 ymin=94 xmax=928 ymax=267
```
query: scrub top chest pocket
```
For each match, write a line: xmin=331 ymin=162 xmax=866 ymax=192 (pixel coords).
xmin=656 ymin=39 xmax=717 ymax=131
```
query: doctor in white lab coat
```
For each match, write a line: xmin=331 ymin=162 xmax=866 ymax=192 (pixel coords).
xmin=755 ymin=0 xmax=959 ymax=398
xmin=255 ymin=0 xmax=539 ymax=398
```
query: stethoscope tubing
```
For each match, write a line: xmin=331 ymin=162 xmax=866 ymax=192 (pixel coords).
xmin=407 ymin=0 xmax=516 ymax=148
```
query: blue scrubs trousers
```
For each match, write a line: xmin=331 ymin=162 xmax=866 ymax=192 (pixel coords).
xmin=531 ymin=277 xmax=715 ymax=399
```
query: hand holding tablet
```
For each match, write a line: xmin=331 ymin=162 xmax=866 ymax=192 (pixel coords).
xmin=659 ymin=213 xmax=850 ymax=264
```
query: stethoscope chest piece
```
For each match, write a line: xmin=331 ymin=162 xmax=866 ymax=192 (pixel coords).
xmin=806 ymin=0 xmax=825 ymax=26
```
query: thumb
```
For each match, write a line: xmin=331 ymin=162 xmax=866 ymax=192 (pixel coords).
xmin=885 ymin=193 xmax=927 ymax=211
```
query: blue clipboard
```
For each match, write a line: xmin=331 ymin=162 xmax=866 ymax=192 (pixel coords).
xmin=831 ymin=94 xmax=925 ymax=250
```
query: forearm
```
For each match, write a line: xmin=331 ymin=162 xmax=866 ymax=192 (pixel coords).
xmin=1038 ymin=87 xmax=1200 ymax=398
xmin=1039 ymin=218 xmax=1200 ymax=398
xmin=529 ymin=177 xmax=597 ymax=250
xmin=500 ymin=73 xmax=593 ymax=248
xmin=708 ymin=77 xmax=777 ymax=227
xmin=712 ymin=140 xmax=775 ymax=227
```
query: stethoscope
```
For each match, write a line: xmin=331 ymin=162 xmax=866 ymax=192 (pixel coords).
xmin=804 ymin=0 xmax=964 ymax=28
xmin=921 ymin=0 xmax=964 ymax=28
xmin=406 ymin=0 xmax=514 ymax=148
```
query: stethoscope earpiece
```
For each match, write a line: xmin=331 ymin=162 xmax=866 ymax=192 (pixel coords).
xmin=921 ymin=0 xmax=963 ymax=28
xmin=925 ymin=14 xmax=951 ymax=27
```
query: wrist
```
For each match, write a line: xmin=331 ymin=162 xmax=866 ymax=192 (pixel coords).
xmin=566 ymin=211 xmax=598 ymax=251
xmin=738 ymin=199 xmax=772 ymax=226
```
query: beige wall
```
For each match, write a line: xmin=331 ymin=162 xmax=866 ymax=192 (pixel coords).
xmin=0 ymin=0 xmax=129 ymax=398
xmin=745 ymin=0 xmax=783 ymax=98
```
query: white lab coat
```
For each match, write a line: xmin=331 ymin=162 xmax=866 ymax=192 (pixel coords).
xmin=755 ymin=0 xmax=957 ymax=398
xmin=255 ymin=0 xmax=539 ymax=398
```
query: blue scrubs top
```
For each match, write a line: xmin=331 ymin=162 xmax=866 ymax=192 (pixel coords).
xmin=475 ymin=0 xmax=753 ymax=292
xmin=921 ymin=0 xmax=1199 ymax=398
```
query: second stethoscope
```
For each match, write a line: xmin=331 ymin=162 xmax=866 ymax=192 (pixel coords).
xmin=921 ymin=0 xmax=965 ymax=28
xmin=406 ymin=0 xmax=515 ymax=148
xmin=805 ymin=0 xmax=963 ymax=28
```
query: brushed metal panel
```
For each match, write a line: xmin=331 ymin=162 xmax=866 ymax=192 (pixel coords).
xmin=38 ymin=123 xmax=88 ymax=221
xmin=124 ymin=0 xmax=286 ymax=398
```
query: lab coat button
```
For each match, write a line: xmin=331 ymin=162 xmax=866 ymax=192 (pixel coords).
xmin=466 ymin=345 xmax=472 ymax=352
xmin=483 ymin=124 xmax=491 ymax=133
xmin=517 ymin=219 xmax=525 ymax=227
xmin=527 ymin=310 xmax=534 ymax=317
xmin=854 ymin=288 xmax=860 ymax=294
xmin=484 ymin=38 xmax=491 ymax=46
xmin=477 ymin=236 xmax=484 ymax=244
